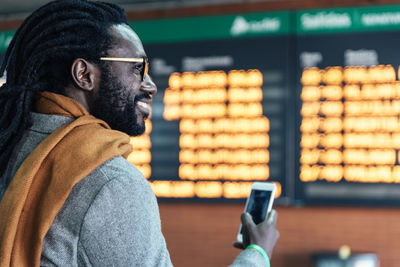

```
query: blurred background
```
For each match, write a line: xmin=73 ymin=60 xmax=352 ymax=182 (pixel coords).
xmin=2 ymin=0 xmax=400 ymax=266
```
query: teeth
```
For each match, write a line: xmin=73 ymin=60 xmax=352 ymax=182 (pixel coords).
xmin=137 ymin=101 xmax=148 ymax=108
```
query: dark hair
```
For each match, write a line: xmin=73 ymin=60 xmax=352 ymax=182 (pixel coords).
xmin=0 ymin=0 xmax=128 ymax=178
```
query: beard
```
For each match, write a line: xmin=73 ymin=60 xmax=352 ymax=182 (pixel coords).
xmin=92 ymin=64 xmax=147 ymax=136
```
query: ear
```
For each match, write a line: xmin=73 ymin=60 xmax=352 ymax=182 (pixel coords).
xmin=70 ymin=58 xmax=98 ymax=91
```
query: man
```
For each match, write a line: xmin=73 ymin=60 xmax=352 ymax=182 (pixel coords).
xmin=0 ymin=0 xmax=279 ymax=266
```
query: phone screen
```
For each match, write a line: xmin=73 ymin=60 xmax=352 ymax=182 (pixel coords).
xmin=240 ymin=189 xmax=272 ymax=234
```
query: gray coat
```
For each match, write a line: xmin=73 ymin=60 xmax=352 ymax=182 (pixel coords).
xmin=0 ymin=112 xmax=266 ymax=267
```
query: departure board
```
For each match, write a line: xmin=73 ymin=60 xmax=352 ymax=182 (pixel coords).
xmin=130 ymin=12 xmax=292 ymax=201
xmin=4 ymin=5 xmax=400 ymax=204
xmin=295 ymin=5 xmax=400 ymax=205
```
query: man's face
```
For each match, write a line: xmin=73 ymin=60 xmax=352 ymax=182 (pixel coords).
xmin=92 ymin=24 xmax=157 ymax=136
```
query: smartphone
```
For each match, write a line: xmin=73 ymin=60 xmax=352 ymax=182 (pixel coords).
xmin=237 ymin=182 xmax=276 ymax=243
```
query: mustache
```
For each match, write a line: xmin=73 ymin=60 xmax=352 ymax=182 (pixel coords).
xmin=135 ymin=93 xmax=151 ymax=102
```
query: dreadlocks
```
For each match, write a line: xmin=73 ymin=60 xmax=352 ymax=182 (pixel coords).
xmin=0 ymin=0 xmax=128 ymax=178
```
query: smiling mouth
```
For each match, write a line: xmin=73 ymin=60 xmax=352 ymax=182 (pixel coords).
xmin=137 ymin=101 xmax=148 ymax=109
xmin=136 ymin=100 xmax=150 ymax=117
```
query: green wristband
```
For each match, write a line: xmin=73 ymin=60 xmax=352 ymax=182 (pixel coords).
xmin=246 ymin=244 xmax=270 ymax=267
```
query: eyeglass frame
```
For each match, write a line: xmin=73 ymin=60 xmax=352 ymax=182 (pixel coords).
xmin=99 ymin=56 xmax=149 ymax=82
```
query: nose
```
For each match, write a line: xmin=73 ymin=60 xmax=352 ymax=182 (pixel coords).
xmin=141 ymin=74 xmax=157 ymax=96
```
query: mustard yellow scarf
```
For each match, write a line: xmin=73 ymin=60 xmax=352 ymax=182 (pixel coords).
xmin=0 ymin=91 xmax=133 ymax=266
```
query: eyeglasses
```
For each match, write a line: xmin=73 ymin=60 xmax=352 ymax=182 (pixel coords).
xmin=99 ymin=57 xmax=149 ymax=82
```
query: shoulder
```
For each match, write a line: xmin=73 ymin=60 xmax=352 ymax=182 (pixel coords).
xmin=77 ymin=157 xmax=167 ymax=265
xmin=88 ymin=156 xmax=157 ymax=210
xmin=45 ymin=156 xmax=157 ymax=231
xmin=82 ymin=155 xmax=152 ymax=195
xmin=42 ymin=156 xmax=165 ymax=265
xmin=95 ymin=156 xmax=149 ymax=189
xmin=82 ymin=156 xmax=158 ymax=215
xmin=98 ymin=156 xmax=146 ymax=182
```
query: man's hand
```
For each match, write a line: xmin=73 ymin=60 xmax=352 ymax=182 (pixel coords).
xmin=233 ymin=210 xmax=280 ymax=259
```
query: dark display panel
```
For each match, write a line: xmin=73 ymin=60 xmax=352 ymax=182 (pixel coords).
xmin=295 ymin=7 xmax=400 ymax=204
xmin=141 ymin=34 xmax=292 ymax=201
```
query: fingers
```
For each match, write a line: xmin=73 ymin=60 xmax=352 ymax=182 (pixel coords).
xmin=241 ymin=212 xmax=256 ymax=229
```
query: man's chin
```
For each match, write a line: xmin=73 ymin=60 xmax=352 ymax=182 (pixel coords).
xmin=128 ymin=127 xmax=145 ymax=136
xmin=124 ymin=121 xmax=146 ymax=136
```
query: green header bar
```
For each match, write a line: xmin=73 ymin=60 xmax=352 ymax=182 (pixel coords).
xmin=0 ymin=30 xmax=14 ymax=53
xmin=0 ymin=12 xmax=290 ymax=51
xmin=130 ymin=11 xmax=291 ymax=44
xmin=297 ymin=5 xmax=400 ymax=34
xmin=4 ymin=5 xmax=400 ymax=50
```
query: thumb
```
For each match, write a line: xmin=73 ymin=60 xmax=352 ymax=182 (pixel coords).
xmin=269 ymin=209 xmax=278 ymax=225
xmin=266 ymin=209 xmax=278 ymax=225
